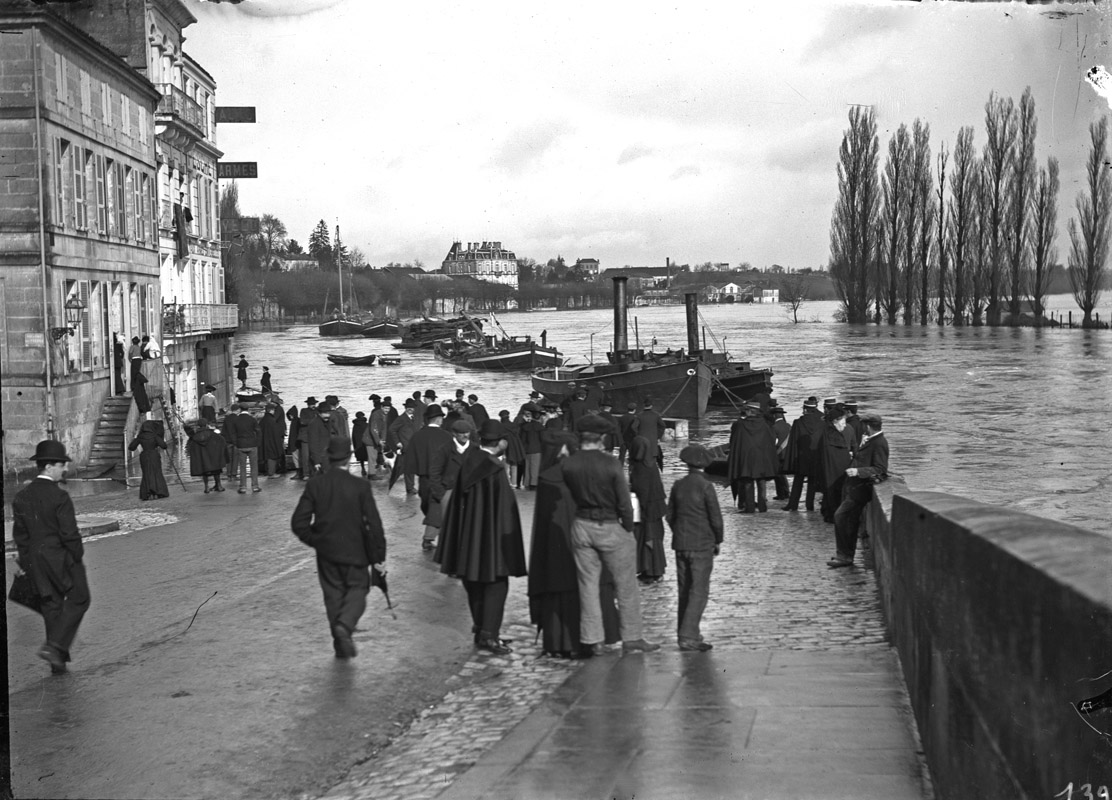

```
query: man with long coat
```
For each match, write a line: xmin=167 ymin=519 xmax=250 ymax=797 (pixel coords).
xmin=386 ymin=399 xmax=420 ymax=494
xmin=188 ymin=418 xmax=227 ymax=492
xmin=259 ymin=403 xmax=286 ymax=476
xmin=617 ymin=402 xmax=640 ymax=464
xmin=291 ymin=436 xmax=387 ymax=659
xmin=434 ymin=420 xmax=526 ymax=655
xmin=406 ymin=404 xmax=455 ymax=550
xmin=298 ymin=399 xmax=329 ymax=479
xmin=783 ymin=397 xmax=824 ymax=511
xmin=819 ymin=404 xmax=858 ymax=523
xmin=427 ymin=419 xmax=477 ymax=540
xmin=636 ymin=398 xmax=667 ymax=471
xmin=366 ymin=395 xmax=387 ymax=472
xmin=727 ymin=400 xmax=779 ymax=513
xmin=12 ymin=441 xmax=91 ymax=673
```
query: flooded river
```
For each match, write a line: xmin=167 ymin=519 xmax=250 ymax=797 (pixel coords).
xmin=233 ymin=295 xmax=1111 ymax=536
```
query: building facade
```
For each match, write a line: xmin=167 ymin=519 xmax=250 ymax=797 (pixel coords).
xmin=0 ymin=4 xmax=162 ymax=480
xmin=441 ymin=240 xmax=519 ymax=289
xmin=55 ymin=0 xmax=238 ymax=418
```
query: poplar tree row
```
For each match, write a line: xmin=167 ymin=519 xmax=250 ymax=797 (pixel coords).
xmin=829 ymin=89 xmax=1111 ymax=327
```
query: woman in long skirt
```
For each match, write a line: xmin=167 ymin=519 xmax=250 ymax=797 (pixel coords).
xmin=629 ymin=435 xmax=668 ymax=584
xmin=129 ymin=420 xmax=169 ymax=500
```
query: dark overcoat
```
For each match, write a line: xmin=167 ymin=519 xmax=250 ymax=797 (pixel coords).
xmin=260 ymin=410 xmax=285 ymax=464
xmin=784 ymin=410 xmax=824 ymax=478
xmin=187 ymin=427 xmax=227 ymax=475
xmin=291 ymin=464 xmax=386 ymax=566
xmin=12 ymin=477 xmax=83 ymax=599
xmin=351 ymin=416 xmax=369 ymax=461
xmin=285 ymin=405 xmax=300 ymax=454
xmin=727 ymin=416 xmax=779 ymax=482
xmin=435 ymin=448 xmax=526 ymax=582
xmin=819 ymin=423 xmax=857 ymax=491
xmin=497 ymin=419 xmax=525 ymax=465
xmin=129 ymin=420 xmax=169 ymax=499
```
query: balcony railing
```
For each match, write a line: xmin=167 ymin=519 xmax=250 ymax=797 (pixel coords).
xmin=163 ymin=303 xmax=239 ymax=336
xmin=156 ymin=84 xmax=206 ymax=138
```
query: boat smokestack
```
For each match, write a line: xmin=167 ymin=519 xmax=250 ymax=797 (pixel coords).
xmin=612 ymin=276 xmax=629 ymax=354
xmin=685 ymin=293 xmax=700 ymax=356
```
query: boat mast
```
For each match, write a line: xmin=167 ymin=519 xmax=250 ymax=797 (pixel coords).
xmin=335 ymin=223 xmax=344 ymax=316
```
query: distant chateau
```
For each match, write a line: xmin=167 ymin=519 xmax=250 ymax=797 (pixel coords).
xmin=441 ymin=240 xmax=518 ymax=289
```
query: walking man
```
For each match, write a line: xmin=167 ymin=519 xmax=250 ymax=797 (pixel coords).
xmin=291 ymin=436 xmax=387 ymax=658
xmin=386 ymin=398 xmax=420 ymax=494
xmin=560 ymin=415 xmax=660 ymax=655
xmin=434 ymin=420 xmax=526 ymax=655
xmin=829 ymin=414 xmax=889 ymax=568
xmin=12 ymin=441 xmax=91 ymax=673
xmin=666 ymin=444 xmax=723 ymax=651
xmin=407 ymin=404 xmax=455 ymax=550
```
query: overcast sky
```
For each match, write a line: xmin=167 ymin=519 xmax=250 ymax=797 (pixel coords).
xmin=183 ymin=0 xmax=1109 ymax=271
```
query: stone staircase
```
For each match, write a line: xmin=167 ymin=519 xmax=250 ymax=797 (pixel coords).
xmin=85 ymin=396 xmax=131 ymax=472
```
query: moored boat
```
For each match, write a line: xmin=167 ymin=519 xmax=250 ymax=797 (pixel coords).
xmin=359 ymin=318 xmax=401 ymax=338
xmin=377 ymin=355 xmax=402 ymax=365
xmin=394 ymin=316 xmax=478 ymax=349
xmin=318 ymin=317 xmax=365 ymax=337
xmin=530 ymin=278 xmax=772 ymax=418
xmin=326 ymin=353 xmax=378 ymax=366
xmin=434 ymin=336 xmax=562 ymax=371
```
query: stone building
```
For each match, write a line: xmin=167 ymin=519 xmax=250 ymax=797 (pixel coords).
xmin=0 ymin=3 xmax=162 ymax=480
xmin=440 ymin=240 xmax=518 ymax=289
xmin=53 ymin=0 xmax=238 ymax=421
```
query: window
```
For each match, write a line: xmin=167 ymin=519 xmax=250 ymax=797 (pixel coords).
xmin=54 ymin=53 xmax=68 ymax=106
xmin=94 ymin=155 xmax=107 ymax=233
xmin=138 ymin=105 xmax=147 ymax=145
xmin=79 ymin=70 xmax=91 ymax=116
xmin=140 ymin=173 xmax=153 ymax=242
xmin=53 ymin=137 xmax=69 ymax=226
xmin=121 ymin=95 xmax=131 ymax=137
xmin=146 ymin=284 xmax=157 ymax=339
xmin=101 ymin=83 xmax=111 ymax=125
xmin=105 ymin=158 xmax=117 ymax=235
xmin=114 ymin=162 xmax=127 ymax=237
xmin=73 ymin=147 xmax=88 ymax=230
xmin=134 ymin=171 xmax=146 ymax=242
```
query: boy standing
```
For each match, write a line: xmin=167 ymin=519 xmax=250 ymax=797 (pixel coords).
xmin=666 ymin=444 xmax=723 ymax=651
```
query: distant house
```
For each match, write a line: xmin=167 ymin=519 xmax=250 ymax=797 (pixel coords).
xmin=574 ymin=257 xmax=600 ymax=277
xmin=277 ymin=253 xmax=318 ymax=272
xmin=599 ymin=266 xmax=682 ymax=291
xmin=441 ymin=240 xmax=519 ymax=289
xmin=758 ymin=288 xmax=780 ymax=303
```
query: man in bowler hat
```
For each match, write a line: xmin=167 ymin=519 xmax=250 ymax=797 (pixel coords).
xmin=291 ymin=436 xmax=387 ymax=658
xmin=12 ymin=441 xmax=91 ymax=673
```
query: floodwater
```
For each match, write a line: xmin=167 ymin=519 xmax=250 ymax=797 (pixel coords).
xmin=233 ymin=294 xmax=1111 ymax=536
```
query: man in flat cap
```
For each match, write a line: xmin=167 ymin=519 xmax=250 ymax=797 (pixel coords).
xmin=666 ymin=444 xmax=723 ymax=651
xmin=467 ymin=393 xmax=489 ymax=428
xmin=427 ymin=418 xmax=478 ymax=545
xmin=561 ymin=415 xmax=660 ymax=655
xmin=407 ymin=403 xmax=456 ymax=550
xmin=12 ymin=441 xmax=91 ymax=673
xmin=829 ymin=414 xmax=888 ymax=568
xmin=435 ymin=420 xmax=526 ymax=655
xmin=291 ymin=436 xmax=386 ymax=658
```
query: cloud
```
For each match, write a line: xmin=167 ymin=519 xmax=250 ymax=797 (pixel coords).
xmin=617 ymin=144 xmax=654 ymax=165
xmin=191 ymin=0 xmax=346 ymax=18
xmin=803 ymin=5 xmax=912 ymax=61
xmin=488 ymin=121 xmax=570 ymax=175
xmin=670 ymin=165 xmax=701 ymax=180
xmin=764 ymin=118 xmax=844 ymax=175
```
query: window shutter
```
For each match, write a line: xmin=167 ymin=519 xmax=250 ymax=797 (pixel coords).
xmin=80 ymin=281 xmax=91 ymax=370
xmin=95 ymin=154 xmax=107 ymax=233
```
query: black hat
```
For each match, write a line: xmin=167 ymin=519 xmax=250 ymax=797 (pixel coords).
xmin=576 ymin=415 xmax=612 ymax=434
xmin=771 ymin=406 xmax=786 ymax=416
xmin=860 ymin=412 xmax=882 ymax=429
xmin=424 ymin=389 xmax=437 ymax=399
xmin=642 ymin=397 xmax=653 ymax=407
xmin=424 ymin=404 xmax=445 ymax=421
xmin=355 ymin=411 xmax=366 ymax=418
xmin=528 ymin=391 xmax=540 ymax=398
xmin=403 ymin=398 xmax=416 ymax=408
xmin=803 ymin=397 xmax=818 ymax=408
xmin=478 ymin=420 xmax=504 ymax=442
xmin=326 ymin=435 xmax=351 ymax=461
xmin=600 ymin=397 xmax=613 ymax=407
xmin=317 ymin=402 xmax=332 ymax=413
xmin=744 ymin=400 xmax=762 ymax=411
xmin=522 ymin=403 xmax=541 ymax=416
xmin=451 ymin=418 xmax=474 ymax=434
xmin=326 ymin=395 xmax=338 ymax=404
xmin=369 ymin=393 xmax=381 ymax=401
xmin=30 ymin=440 xmax=71 ymax=462
xmin=205 ymin=384 xmax=215 ymax=392
xmin=575 ymin=388 xmax=587 ymax=397
xmin=627 ymin=402 xmax=637 ymax=412
xmin=499 ymin=409 xmax=510 ymax=418
xmin=844 ymin=399 xmax=859 ymax=411
xmin=382 ymin=396 xmax=393 ymax=406
xmin=455 ymin=389 xmax=465 ymax=398
xmin=679 ymin=444 xmax=712 ymax=468
xmin=305 ymin=396 xmax=318 ymax=405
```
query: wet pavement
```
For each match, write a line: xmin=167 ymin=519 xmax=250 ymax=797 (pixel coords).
xmin=5 ymin=469 xmax=930 ymax=799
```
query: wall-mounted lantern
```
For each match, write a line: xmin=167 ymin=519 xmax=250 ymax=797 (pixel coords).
xmin=51 ymin=296 xmax=86 ymax=341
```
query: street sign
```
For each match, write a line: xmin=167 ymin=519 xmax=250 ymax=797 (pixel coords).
xmin=220 ymin=217 xmax=260 ymax=237
xmin=215 ymin=106 xmax=256 ymax=124
xmin=217 ymin=162 xmax=258 ymax=179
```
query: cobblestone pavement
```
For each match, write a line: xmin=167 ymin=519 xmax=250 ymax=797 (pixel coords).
xmin=314 ymin=484 xmax=888 ymax=800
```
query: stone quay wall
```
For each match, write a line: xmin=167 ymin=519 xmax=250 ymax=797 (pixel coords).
xmin=868 ymin=480 xmax=1112 ymax=799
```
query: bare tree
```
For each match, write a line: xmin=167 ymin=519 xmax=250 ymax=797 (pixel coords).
xmin=259 ymin=213 xmax=288 ymax=271
xmin=915 ymin=127 xmax=936 ymax=325
xmin=982 ymin=92 xmax=1017 ymax=325
xmin=934 ymin=143 xmax=949 ymax=324
xmin=1068 ymin=116 xmax=1112 ymax=327
xmin=901 ymin=120 xmax=930 ymax=325
xmin=1005 ymin=87 xmax=1038 ymax=320
xmin=946 ymin=127 xmax=977 ymax=326
xmin=1026 ymin=157 xmax=1059 ymax=320
xmin=778 ymin=273 xmax=810 ymax=323
xmin=969 ymin=161 xmax=991 ymax=325
xmin=879 ymin=124 xmax=910 ymax=324
xmin=829 ymin=106 xmax=880 ymax=324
